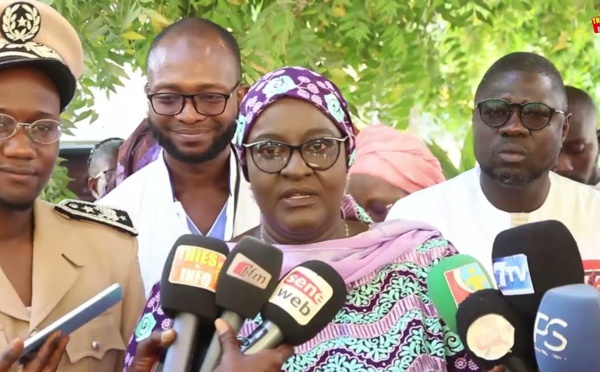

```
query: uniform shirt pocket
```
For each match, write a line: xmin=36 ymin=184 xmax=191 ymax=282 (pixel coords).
xmin=65 ymin=312 xmax=125 ymax=368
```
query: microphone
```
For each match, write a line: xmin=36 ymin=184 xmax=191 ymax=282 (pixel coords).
xmin=159 ymin=235 xmax=229 ymax=372
xmin=198 ymin=237 xmax=283 ymax=372
xmin=491 ymin=220 xmax=584 ymax=324
xmin=456 ymin=289 xmax=536 ymax=372
xmin=534 ymin=284 xmax=600 ymax=371
xmin=426 ymin=254 xmax=494 ymax=333
xmin=240 ymin=260 xmax=347 ymax=354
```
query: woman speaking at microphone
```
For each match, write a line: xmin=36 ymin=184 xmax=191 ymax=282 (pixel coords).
xmin=125 ymin=66 xmax=486 ymax=371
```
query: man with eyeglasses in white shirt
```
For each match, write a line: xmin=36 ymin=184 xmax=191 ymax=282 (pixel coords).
xmin=98 ymin=17 xmax=260 ymax=295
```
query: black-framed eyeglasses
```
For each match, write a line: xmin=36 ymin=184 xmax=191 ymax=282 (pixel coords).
xmin=475 ymin=99 xmax=567 ymax=131
xmin=147 ymin=81 xmax=241 ymax=116
xmin=242 ymin=137 xmax=348 ymax=174
xmin=0 ymin=113 xmax=62 ymax=144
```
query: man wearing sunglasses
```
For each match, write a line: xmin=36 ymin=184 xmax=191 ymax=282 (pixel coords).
xmin=97 ymin=17 xmax=260 ymax=295
xmin=386 ymin=52 xmax=600 ymax=276
xmin=554 ymin=86 xmax=600 ymax=190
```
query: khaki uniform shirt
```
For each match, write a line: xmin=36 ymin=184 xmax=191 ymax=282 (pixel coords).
xmin=0 ymin=199 xmax=145 ymax=371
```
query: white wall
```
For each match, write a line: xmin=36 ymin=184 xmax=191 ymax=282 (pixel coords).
xmin=62 ymin=65 xmax=147 ymax=143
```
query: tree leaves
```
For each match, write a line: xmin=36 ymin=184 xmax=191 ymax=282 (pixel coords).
xmin=427 ymin=140 xmax=460 ymax=180
xmin=145 ymin=8 xmax=171 ymax=26
xmin=42 ymin=158 xmax=78 ymax=203
xmin=41 ymin=0 xmax=600 ymax=201
xmin=121 ymin=31 xmax=146 ymax=40
xmin=458 ymin=126 xmax=476 ymax=173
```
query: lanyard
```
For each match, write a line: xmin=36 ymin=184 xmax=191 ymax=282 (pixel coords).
xmin=230 ymin=145 xmax=241 ymax=230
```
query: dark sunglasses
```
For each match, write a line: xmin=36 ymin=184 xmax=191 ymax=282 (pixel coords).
xmin=475 ymin=99 xmax=567 ymax=131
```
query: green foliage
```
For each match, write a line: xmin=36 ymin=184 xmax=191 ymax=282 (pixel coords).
xmin=40 ymin=158 xmax=78 ymax=203
xmin=427 ymin=140 xmax=459 ymax=179
xmin=40 ymin=0 xmax=600 ymax=197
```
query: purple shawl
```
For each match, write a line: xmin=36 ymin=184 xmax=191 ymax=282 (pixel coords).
xmin=268 ymin=218 xmax=438 ymax=284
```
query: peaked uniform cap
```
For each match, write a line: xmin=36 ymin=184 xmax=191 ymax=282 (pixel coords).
xmin=0 ymin=0 xmax=83 ymax=110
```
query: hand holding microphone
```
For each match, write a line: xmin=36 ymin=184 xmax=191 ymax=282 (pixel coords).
xmin=159 ymin=235 xmax=230 ymax=372
xmin=130 ymin=320 xmax=293 ymax=372
xmin=129 ymin=329 xmax=177 ymax=372
xmin=199 ymin=237 xmax=283 ymax=372
xmin=213 ymin=319 xmax=293 ymax=372
xmin=241 ymin=260 xmax=347 ymax=353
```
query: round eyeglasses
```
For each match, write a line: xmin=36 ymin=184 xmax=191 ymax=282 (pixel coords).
xmin=242 ymin=137 xmax=348 ymax=174
xmin=147 ymin=82 xmax=240 ymax=117
xmin=0 ymin=113 xmax=62 ymax=144
xmin=475 ymin=99 xmax=567 ymax=131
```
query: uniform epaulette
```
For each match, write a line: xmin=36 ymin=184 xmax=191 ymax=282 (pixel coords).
xmin=54 ymin=199 xmax=138 ymax=237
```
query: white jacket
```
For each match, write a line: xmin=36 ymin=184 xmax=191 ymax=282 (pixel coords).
xmin=97 ymin=148 xmax=260 ymax=295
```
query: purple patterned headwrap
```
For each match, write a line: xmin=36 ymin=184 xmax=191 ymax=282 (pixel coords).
xmin=235 ymin=66 xmax=358 ymax=181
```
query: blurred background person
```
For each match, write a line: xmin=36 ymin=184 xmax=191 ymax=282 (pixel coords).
xmin=87 ymin=137 xmax=124 ymax=200
xmin=112 ymin=119 xmax=160 ymax=191
xmin=347 ymin=123 xmax=445 ymax=222
xmin=554 ymin=85 xmax=600 ymax=189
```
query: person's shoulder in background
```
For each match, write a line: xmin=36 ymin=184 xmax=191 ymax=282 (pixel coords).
xmin=550 ymin=171 xmax=600 ymax=211
xmin=386 ymin=168 xmax=478 ymax=223
xmin=113 ymin=118 xmax=160 ymax=188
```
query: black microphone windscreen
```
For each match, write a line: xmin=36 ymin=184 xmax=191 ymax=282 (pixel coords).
xmin=261 ymin=260 xmax=347 ymax=346
xmin=456 ymin=289 xmax=533 ymax=370
xmin=491 ymin=220 xmax=584 ymax=322
xmin=216 ymin=236 xmax=283 ymax=318
xmin=160 ymin=235 xmax=229 ymax=320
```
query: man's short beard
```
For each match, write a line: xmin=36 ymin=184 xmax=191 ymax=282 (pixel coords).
xmin=480 ymin=164 xmax=551 ymax=188
xmin=148 ymin=117 xmax=237 ymax=164
xmin=0 ymin=197 xmax=34 ymax=211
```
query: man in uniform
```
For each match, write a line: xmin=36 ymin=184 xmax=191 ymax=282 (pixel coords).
xmin=0 ymin=0 xmax=145 ymax=370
